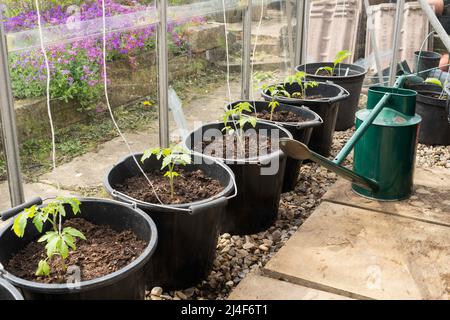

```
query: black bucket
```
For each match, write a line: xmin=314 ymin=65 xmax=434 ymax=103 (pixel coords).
xmin=295 ymin=63 xmax=367 ymax=131
xmin=0 ymin=198 xmax=158 ymax=300
xmin=414 ymin=51 xmax=441 ymax=79
xmin=184 ymin=121 xmax=291 ymax=235
xmin=104 ymin=154 xmax=235 ymax=289
xmin=262 ymin=81 xmax=349 ymax=157
xmin=407 ymin=84 xmax=450 ymax=145
xmin=0 ymin=278 xmax=23 ymax=300
xmin=224 ymin=100 xmax=323 ymax=192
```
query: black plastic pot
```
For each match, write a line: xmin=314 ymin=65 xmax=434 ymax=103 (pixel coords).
xmin=262 ymin=81 xmax=349 ymax=157
xmin=295 ymin=63 xmax=367 ymax=131
xmin=104 ymin=154 xmax=235 ymax=289
xmin=408 ymin=83 xmax=450 ymax=145
xmin=224 ymin=100 xmax=323 ymax=192
xmin=0 ymin=278 xmax=23 ymax=300
xmin=414 ymin=51 xmax=441 ymax=79
xmin=0 ymin=198 xmax=157 ymax=300
xmin=184 ymin=121 xmax=291 ymax=235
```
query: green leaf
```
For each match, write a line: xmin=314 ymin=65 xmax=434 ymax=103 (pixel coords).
xmin=63 ymin=227 xmax=86 ymax=240
xmin=334 ymin=50 xmax=352 ymax=66
xmin=12 ymin=212 xmax=28 ymax=238
xmin=66 ymin=198 xmax=81 ymax=215
xmin=38 ymin=231 xmax=59 ymax=243
xmin=58 ymin=239 xmax=69 ymax=259
xmin=62 ymin=234 xmax=76 ymax=250
xmin=36 ymin=260 xmax=50 ymax=277
xmin=248 ymin=117 xmax=257 ymax=128
xmin=161 ymin=156 xmax=172 ymax=170
xmin=315 ymin=66 xmax=333 ymax=75
xmin=424 ymin=77 xmax=443 ymax=87
xmin=45 ymin=235 xmax=61 ymax=258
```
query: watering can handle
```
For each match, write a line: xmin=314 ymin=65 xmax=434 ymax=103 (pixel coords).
xmin=1 ymin=197 xmax=43 ymax=221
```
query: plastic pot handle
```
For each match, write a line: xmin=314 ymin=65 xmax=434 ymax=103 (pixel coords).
xmin=189 ymin=197 xmax=228 ymax=216
xmin=325 ymin=83 xmax=350 ymax=103
xmin=1 ymin=197 xmax=43 ymax=221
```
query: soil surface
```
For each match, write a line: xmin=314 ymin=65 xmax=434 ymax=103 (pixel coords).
xmin=420 ymin=92 xmax=446 ymax=100
xmin=197 ymin=131 xmax=279 ymax=160
xmin=252 ymin=109 xmax=307 ymax=123
xmin=116 ymin=169 xmax=224 ymax=204
xmin=6 ymin=218 xmax=147 ymax=284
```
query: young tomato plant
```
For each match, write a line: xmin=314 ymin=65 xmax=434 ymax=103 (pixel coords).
xmin=283 ymin=71 xmax=318 ymax=99
xmin=315 ymin=50 xmax=352 ymax=76
xmin=141 ymin=145 xmax=192 ymax=199
xmin=222 ymin=102 xmax=257 ymax=156
xmin=223 ymin=102 xmax=257 ymax=136
xmin=12 ymin=197 xmax=85 ymax=276
xmin=268 ymin=99 xmax=279 ymax=121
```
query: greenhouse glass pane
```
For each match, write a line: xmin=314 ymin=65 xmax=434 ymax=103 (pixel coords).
xmin=2 ymin=0 xmax=158 ymax=199
xmin=166 ymin=0 xmax=244 ymax=142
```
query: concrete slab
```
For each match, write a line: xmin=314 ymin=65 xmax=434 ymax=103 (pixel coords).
xmin=228 ymin=273 xmax=351 ymax=300
xmin=263 ymin=202 xmax=450 ymax=300
xmin=322 ymin=167 xmax=450 ymax=226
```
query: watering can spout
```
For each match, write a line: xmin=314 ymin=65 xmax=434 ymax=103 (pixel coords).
xmin=279 ymin=138 xmax=379 ymax=192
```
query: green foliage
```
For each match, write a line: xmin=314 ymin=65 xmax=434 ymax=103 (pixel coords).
xmin=141 ymin=145 xmax=192 ymax=199
xmin=13 ymin=197 xmax=85 ymax=276
xmin=222 ymin=102 xmax=257 ymax=135
xmin=264 ymin=72 xmax=318 ymax=101
xmin=9 ymin=48 xmax=103 ymax=111
xmin=268 ymin=100 xmax=279 ymax=121
xmin=315 ymin=50 xmax=352 ymax=76
xmin=424 ymin=77 xmax=443 ymax=87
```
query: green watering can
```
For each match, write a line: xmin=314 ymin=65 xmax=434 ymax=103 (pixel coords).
xmin=280 ymin=76 xmax=422 ymax=201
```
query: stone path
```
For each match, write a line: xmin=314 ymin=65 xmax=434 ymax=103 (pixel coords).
xmin=228 ymin=167 xmax=450 ymax=300
xmin=0 ymin=82 xmax=240 ymax=213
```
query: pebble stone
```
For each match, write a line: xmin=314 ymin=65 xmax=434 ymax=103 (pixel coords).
xmin=145 ymin=126 xmax=450 ymax=301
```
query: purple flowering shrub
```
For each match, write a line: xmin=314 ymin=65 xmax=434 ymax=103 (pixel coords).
xmin=6 ymin=0 xmax=206 ymax=109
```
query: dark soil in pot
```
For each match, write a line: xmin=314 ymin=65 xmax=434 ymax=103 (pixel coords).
xmin=262 ymin=81 xmax=348 ymax=157
xmin=407 ymin=83 xmax=450 ymax=145
xmin=104 ymin=154 xmax=234 ymax=289
xmin=184 ymin=121 xmax=292 ymax=235
xmin=6 ymin=218 xmax=147 ymax=284
xmin=0 ymin=199 xmax=158 ymax=300
xmin=295 ymin=62 xmax=367 ymax=131
xmin=116 ymin=169 xmax=223 ymax=204
xmin=224 ymin=101 xmax=323 ymax=192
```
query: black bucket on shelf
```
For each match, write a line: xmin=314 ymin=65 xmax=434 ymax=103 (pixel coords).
xmin=414 ymin=51 xmax=441 ymax=79
xmin=408 ymin=83 xmax=450 ymax=145
xmin=262 ymin=81 xmax=349 ymax=157
xmin=224 ymin=100 xmax=323 ymax=192
xmin=0 ymin=198 xmax=158 ymax=300
xmin=295 ymin=62 xmax=367 ymax=131
xmin=104 ymin=154 xmax=235 ymax=289
xmin=184 ymin=121 xmax=291 ymax=235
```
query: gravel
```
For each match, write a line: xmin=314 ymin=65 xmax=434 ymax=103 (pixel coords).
xmin=145 ymin=123 xmax=450 ymax=301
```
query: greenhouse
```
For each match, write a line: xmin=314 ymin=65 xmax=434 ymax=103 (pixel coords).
xmin=0 ymin=0 xmax=449 ymax=303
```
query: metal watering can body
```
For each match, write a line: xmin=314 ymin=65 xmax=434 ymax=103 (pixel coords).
xmin=352 ymin=86 xmax=421 ymax=200
xmin=280 ymin=80 xmax=422 ymax=201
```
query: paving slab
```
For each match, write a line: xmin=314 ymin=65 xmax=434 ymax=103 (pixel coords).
xmin=228 ymin=273 xmax=351 ymax=300
xmin=263 ymin=202 xmax=450 ymax=300
xmin=322 ymin=167 xmax=450 ymax=226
